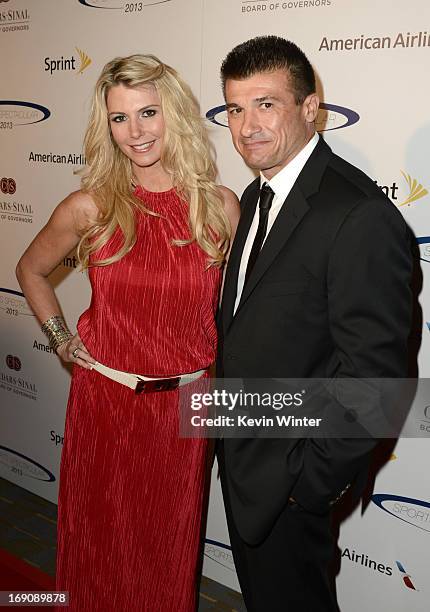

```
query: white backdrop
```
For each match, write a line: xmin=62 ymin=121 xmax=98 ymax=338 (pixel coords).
xmin=1 ymin=1 xmax=429 ymax=609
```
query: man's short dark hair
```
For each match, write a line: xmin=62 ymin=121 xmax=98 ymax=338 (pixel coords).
xmin=220 ymin=35 xmax=316 ymax=104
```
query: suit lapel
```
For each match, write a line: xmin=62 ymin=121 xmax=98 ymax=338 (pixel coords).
xmin=237 ymin=185 xmax=309 ymax=312
xmin=222 ymin=178 xmax=260 ymax=333
xmin=222 ymin=136 xmax=333 ymax=331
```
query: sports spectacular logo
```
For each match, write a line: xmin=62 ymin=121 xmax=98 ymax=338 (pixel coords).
xmin=0 ymin=101 xmax=51 ymax=128
xmin=206 ymin=102 xmax=359 ymax=132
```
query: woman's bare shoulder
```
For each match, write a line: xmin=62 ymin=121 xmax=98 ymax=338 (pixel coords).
xmin=217 ymin=185 xmax=240 ymax=233
xmin=60 ymin=190 xmax=100 ymax=232
xmin=217 ymin=185 xmax=238 ymax=202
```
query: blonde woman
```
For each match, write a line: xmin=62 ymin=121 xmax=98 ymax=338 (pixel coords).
xmin=16 ymin=55 xmax=239 ymax=611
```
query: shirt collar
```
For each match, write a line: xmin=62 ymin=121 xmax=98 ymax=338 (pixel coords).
xmin=260 ymin=132 xmax=320 ymax=200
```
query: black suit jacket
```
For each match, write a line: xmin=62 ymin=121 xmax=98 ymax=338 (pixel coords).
xmin=218 ymin=137 xmax=412 ymax=545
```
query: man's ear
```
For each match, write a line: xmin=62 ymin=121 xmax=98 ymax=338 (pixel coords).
xmin=303 ymin=93 xmax=320 ymax=123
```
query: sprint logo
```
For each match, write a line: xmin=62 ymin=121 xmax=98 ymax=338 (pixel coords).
xmin=76 ymin=48 xmax=92 ymax=74
xmin=375 ymin=171 xmax=428 ymax=207
xmin=398 ymin=171 xmax=428 ymax=207
xmin=44 ymin=48 xmax=92 ymax=76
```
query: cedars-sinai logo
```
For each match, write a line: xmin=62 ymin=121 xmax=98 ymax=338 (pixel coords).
xmin=78 ymin=0 xmax=172 ymax=9
xmin=1 ymin=177 xmax=16 ymax=195
xmin=6 ymin=355 xmax=21 ymax=372
xmin=0 ymin=2 xmax=30 ymax=33
xmin=0 ymin=101 xmax=50 ymax=128
xmin=206 ymin=102 xmax=359 ymax=132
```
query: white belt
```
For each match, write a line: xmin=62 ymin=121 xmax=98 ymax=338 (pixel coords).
xmin=92 ymin=361 xmax=207 ymax=394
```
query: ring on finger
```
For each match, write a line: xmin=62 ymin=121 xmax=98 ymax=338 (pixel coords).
xmin=72 ymin=347 xmax=80 ymax=359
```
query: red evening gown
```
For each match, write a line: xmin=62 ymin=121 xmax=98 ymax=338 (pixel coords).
xmin=56 ymin=186 xmax=221 ymax=611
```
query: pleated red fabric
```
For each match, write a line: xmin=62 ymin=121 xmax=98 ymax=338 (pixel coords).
xmin=56 ymin=187 xmax=221 ymax=611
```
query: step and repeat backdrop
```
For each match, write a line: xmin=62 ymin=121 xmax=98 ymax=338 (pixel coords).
xmin=1 ymin=1 xmax=429 ymax=609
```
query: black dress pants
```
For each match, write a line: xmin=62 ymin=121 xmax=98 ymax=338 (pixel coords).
xmin=218 ymin=445 xmax=338 ymax=612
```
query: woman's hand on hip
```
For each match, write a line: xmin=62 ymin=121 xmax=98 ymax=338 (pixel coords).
xmin=57 ymin=333 xmax=96 ymax=369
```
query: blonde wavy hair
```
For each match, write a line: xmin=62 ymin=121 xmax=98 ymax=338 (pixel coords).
xmin=77 ymin=54 xmax=230 ymax=268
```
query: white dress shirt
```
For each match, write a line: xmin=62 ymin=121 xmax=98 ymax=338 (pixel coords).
xmin=234 ymin=133 xmax=319 ymax=314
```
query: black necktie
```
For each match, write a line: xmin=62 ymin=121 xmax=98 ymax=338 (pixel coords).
xmin=244 ymin=183 xmax=275 ymax=285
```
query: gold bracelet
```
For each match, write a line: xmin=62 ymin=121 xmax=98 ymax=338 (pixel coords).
xmin=41 ymin=315 xmax=73 ymax=353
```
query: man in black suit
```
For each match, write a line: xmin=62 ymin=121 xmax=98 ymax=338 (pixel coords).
xmin=217 ymin=36 xmax=412 ymax=611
